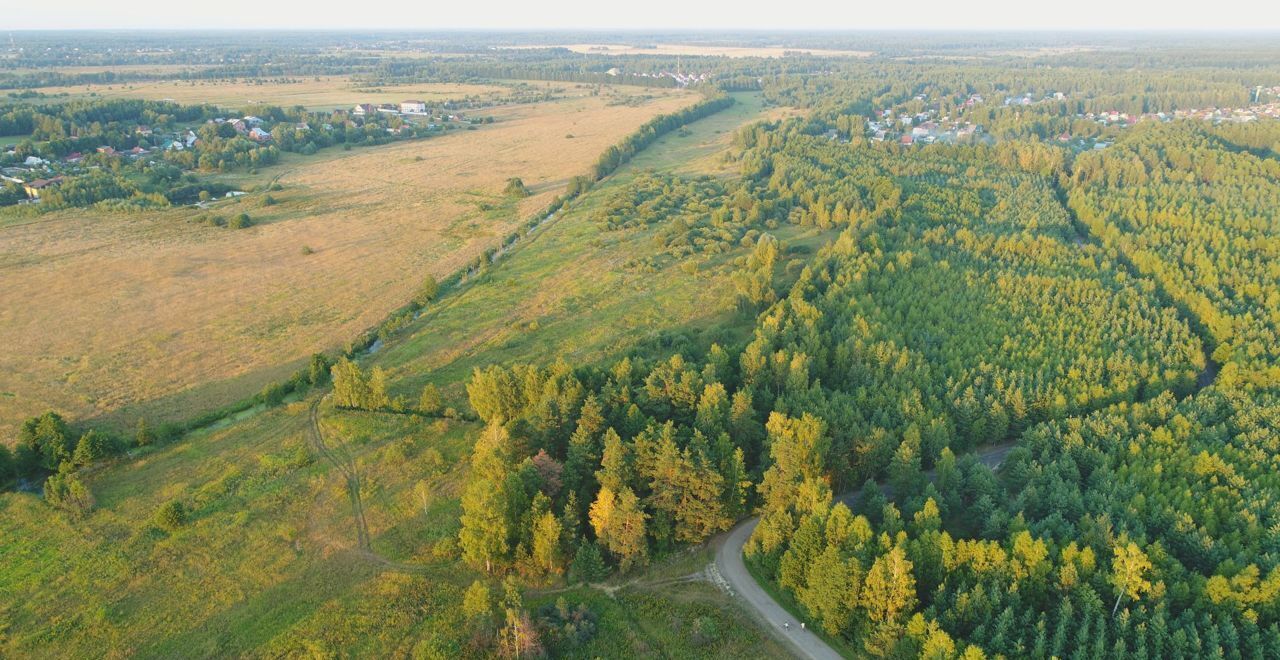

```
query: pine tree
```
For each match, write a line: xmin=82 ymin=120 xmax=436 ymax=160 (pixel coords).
xmin=569 ymin=541 xmax=608 ymax=584
xmin=589 ymin=485 xmax=648 ymax=571
xmin=595 ymin=429 xmax=630 ymax=493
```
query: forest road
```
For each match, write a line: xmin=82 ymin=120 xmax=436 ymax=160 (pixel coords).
xmin=713 ymin=442 xmax=1015 ymax=660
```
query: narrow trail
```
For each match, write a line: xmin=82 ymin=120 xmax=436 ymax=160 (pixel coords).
xmin=307 ymin=395 xmax=436 ymax=572
xmin=712 ymin=441 xmax=1014 ymax=660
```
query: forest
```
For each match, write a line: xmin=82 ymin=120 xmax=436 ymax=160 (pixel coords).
xmin=430 ymin=98 xmax=1279 ymax=656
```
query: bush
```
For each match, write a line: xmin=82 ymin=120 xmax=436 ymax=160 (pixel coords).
xmin=45 ymin=467 xmax=94 ymax=518
xmin=415 ymin=275 xmax=440 ymax=306
xmin=419 ymin=383 xmax=444 ymax=414
xmin=228 ymin=213 xmax=253 ymax=229
xmin=154 ymin=499 xmax=187 ymax=530
xmin=504 ymin=177 xmax=530 ymax=197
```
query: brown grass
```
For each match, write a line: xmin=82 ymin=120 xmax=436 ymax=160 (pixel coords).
xmin=22 ymin=77 xmax=510 ymax=110
xmin=0 ymin=90 xmax=696 ymax=437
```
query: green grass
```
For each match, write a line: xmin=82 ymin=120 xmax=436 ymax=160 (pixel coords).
xmin=368 ymin=92 xmax=820 ymax=408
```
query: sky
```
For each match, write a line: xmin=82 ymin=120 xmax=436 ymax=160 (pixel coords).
xmin=5 ymin=0 xmax=1280 ymax=31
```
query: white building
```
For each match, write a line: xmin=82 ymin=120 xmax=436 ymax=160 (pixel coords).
xmin=400 ymin=100 xmax=427 ymax=114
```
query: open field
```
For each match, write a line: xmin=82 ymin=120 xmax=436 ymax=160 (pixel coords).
xmin=0 ymin=89 xmax=696 ymax=438
xmin=369 ymin=92 xmax=819 ymax=404
xmin=526 ymin=43 xmax=873 ymax=58
xmin=12 ymin=76 xmax=510 ymax=110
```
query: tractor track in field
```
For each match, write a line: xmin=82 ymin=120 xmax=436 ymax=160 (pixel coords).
xmin=308 ymin=395 xmax=444 ymax=574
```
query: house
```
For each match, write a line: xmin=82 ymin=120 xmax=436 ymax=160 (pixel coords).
xmin=243 ymin=116 xmax=263 ymax=126
xmin=23 ymin=156 xmax=47 ymax=167
xmin=606 ymin=67 xmax=620 ymax=76
xmin=400 ymin=100 xmax=427 ymax=114
xmin=249 ymin=127 xmax=272 ymax=142
xmin=23 ymin=176 xmax=63 ymax=199
xmin=135 ymin=125 xmax=153 ymax=137
xmin=64 ymin=151 xmax=83 ymax=163
xmin=185 ymin=131 xmax=198 ymax=148
xmin=900 ymin=135 xmax=914 ymax=146
xmin=228 ymin=119 xmax=248 ymax=134
xmin=127 ymin=146 xmax=149 ymax=157
xmin=353 ymin=104 xmax=375 ymax=116
xmin=97 ymin=146 xmax=117 ymax=156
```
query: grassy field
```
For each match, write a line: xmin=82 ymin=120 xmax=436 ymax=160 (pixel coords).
xmin=368 ymin=92 xmax=818 ymax=405
xmin=0 ymin=90 xmax=696 ymax=438
xmin=13 ymin=77 xmax=510 ymax=110
xmin=0 ymin=90 xmax=809 ymax=658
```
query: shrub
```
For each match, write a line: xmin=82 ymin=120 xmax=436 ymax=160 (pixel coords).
xmin=154 ymin=499 xmax=187 ymax=531
xmin=503 ymin=177 xmax=530 ymax=197
xmin=228 ymin=212 xmax=252 ymax=229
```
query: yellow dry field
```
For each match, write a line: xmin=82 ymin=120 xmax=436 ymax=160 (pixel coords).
xmin=0 ymin=90 xmax=696 ymax=438
xmin=25 ymin=77 xmax=509 ymax=110
xmin=541 ymin=43 xmax=873 ymax=58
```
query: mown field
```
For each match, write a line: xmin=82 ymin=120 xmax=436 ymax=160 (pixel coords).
xmin=0 ymin=92 xmax=801 ymax=658
xmin=0 ymin=89 xmax=697 ymax=438
xmin=13 ymin=77 xmax=509 ymax=110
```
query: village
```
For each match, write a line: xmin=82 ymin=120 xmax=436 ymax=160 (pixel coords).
xmin=865 ymin=84 xmax=1280 ymax=150
xmin=0 ymin=99 xmax=481 ymax=205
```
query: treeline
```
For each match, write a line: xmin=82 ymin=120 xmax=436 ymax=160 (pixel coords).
xmin=590 ymin=94 xmax=734 ymax=180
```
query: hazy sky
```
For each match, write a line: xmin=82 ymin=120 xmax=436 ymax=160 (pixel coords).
xmin=6 ymin=0 xmax=1280 ymax=31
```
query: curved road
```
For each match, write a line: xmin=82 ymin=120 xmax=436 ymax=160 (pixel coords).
xmin=713 ymin=442 xmax=1016 ymax=660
